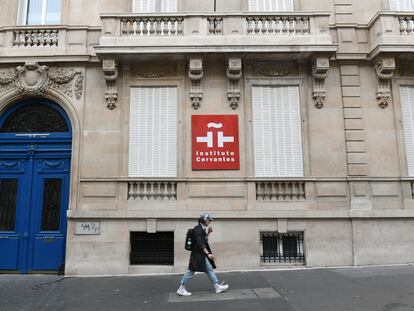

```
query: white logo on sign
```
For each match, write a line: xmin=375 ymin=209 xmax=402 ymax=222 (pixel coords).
xmin=196 ymin=122 xmax=234 ymax=148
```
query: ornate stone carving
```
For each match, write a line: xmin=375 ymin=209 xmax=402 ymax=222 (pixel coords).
xmin=0 ymin=69 xmax=17 ymax=93
xmin=103 ymin=59 xmax=118 ymax=110
xmin=0 ymin=63 xmax=84 ymax=99
xmin=188 ymin=58 xmax=203 ymax=109
xmin=227 ymin=58 xmax=242 ymax=110
xmin=49 ymin=67 xmax=84 ymax=100
xmin=16 ymin=63 xmax=49 ymax=96
xmin=132 ymin=63 xmax=177 ymax=78
xmin=249 ymin=61 xmax=297 ymax=77
xmin=312 ymin=57 xmax=330 ymax=109
xmin=375 ymin=57 xmax=395 ymax=109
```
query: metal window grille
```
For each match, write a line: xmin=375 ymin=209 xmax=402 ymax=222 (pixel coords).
xmin=130 ymin=232 xmax=174 ymax=265
xmin=260 ymin=232 xmax=305 ymax=264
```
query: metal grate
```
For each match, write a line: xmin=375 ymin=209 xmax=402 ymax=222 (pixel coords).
xmin=130 ymin=232 xmax=174 ymax=265
xmin=260 ymin=232 xmax=305 ymax=264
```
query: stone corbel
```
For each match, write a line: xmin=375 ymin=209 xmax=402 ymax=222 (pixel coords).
xmin=227 ymin=58 xmax=242 ymax=110
xmin=188 ymin=58 xmax=203 ymax=109
xmin=312 ymin=57 xmax=330 ymax=109
xmin=375 ymin=57 xmax=395 ymax=109
xmin=103 ymin=59 xmax=118 ymax=110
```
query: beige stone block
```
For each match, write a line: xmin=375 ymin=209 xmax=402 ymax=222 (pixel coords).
xmin=346 ymin=141 xmax=366 ymax=152
xmin=357 ymin=29 xmax=369 ymax=44
xmin=346 ymin=130 xmax=365 ymax=141
xmin=343 ymin=97 xmax=362 ymax=108
xmin=305 ymin=220 xmax=353 ymax=267
xmin=340 ymin=65 xmax=359 ymax=76
xmin=81 ymin=131 xmax=121 ymax=177
xmin=335 ymin=0 xmax=353 ymax=5
xmin=277 ymin=219 xmax=288 ymax=233
xmin=344 ymin=108 xmax=362 ymax=119
xmin=188 ymin=183 xmax=245 ymax=198
xmin=68 ymin=30 xmax=87 ymax=46
xmin=348 ymin=164 xmax=368 ymax=176
xmin=353 ymin=220 xmax=414 ymax=265
xmin=335 ymin=4 xmax=353 ymax=14
xmin=351 ymin=182 xmax=369 ymax=197
xmin=316 ymin=182 xmax=347 ymax=197
xmin=146 ymin=219 xmax=157 ymax=233
xmin=371 ymin=182 xmax=400 ymax=197
xmin=338 ymin=28 xmax=354 ymax=43
xmin=344 ymin=119 xmax=364 ymax=130
xmin=351 ymin=198 xmax=372 ymax=210
xmin=342 ymin=86 xmax=361 ymax=97
xmin=82 ymin=182 xmax=117 ymax=198
xmin=341 ymin=75 xmax=360 ymax=86
xmin=347 ymin=153 xmax=367 ymax=164
xmin=336 ymin=14 xmax=354 ymax=24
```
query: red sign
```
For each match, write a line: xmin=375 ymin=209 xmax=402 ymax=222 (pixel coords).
xmin=192 ymin=115 xmax=239 ymax=170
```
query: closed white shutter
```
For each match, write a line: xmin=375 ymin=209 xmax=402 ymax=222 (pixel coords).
xmin=133 ymin=0 xmax=155 ymax=12
xmin=390 ymin=0 xmax=414 ymax=10
xmin=400 ymin=86 xmax=414 ymax=176
xmin=248 ymin=0 xmax=293 ymax=11
xmin=129 ymin=87 xmax=177 ymax=177
xmin=252 ymin=86 xmax=303 ymax=177
xmin=160 ymin=0 xmax=177 ymax=12
xmin=133 ymin=0 xmax=176 ymax=12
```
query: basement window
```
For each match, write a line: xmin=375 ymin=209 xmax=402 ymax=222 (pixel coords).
xmin=260 ymin=232 xmax=305 ymax=264
xmin=130 ymin=232 xmax=174 ymax=265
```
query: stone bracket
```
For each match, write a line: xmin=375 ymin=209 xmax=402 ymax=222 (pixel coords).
xmin=188 ymin=58 xmax=203 ymax=109
xmin=312 ymin=57 xmax=330 ymax=109
xmin=103 ymin=59 xmax=118 ymax=110
xmin=227 ymin=57 xmax=242 ymax=110
xmin=375 ymin=57 xmax=395 ymax=109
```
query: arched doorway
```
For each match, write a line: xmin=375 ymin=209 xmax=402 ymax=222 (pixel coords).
xmin=0 ymin=98 xmax=72 ymax=274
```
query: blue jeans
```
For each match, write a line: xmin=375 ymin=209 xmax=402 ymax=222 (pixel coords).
xmin=180 ymin=258 xmax=219 ymax=287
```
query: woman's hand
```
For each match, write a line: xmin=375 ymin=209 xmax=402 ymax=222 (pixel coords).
xmin=207 ymin=253 xmax=216 ymax=260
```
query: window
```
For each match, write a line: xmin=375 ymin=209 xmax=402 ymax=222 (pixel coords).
xmin=248 ymin=0 xmax=293 ymax=11
xmin=129 ymin=87 xmax=177 ymax=177
xmin=252 ymin=86 xmax=303 ymax=177
xmin=19 ymin=0 xmax=61 ymax=25
xmin=260 ymin=232 xmax=305 ymax=264
xmin=133 ymin=0 xmax=177 ymax=12
xmin=389 ymin=0 xmax=414 ymax=10
xmin=130 ymin=232 xmax=174 ymax=265
xmin=400 ymin=86 xmax=414 ymax=176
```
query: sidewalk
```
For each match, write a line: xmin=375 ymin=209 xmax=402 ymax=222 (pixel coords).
xmin=1 ymin=265 xmax=414 ymax=311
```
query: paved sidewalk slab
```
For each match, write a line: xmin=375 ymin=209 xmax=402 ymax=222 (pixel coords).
xmin=168 ymin=287 xmax=281 ymax=303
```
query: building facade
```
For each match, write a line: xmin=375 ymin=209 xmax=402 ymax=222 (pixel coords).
xmin=1 ymin=0 xmax=414 ymax=275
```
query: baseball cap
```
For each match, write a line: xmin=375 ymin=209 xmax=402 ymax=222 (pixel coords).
xmin=199 ymin=213 xmax=214 ymax=221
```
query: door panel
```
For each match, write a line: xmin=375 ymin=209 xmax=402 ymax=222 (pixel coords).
xmin=30 ymin=156 xmax=70 ymax=271
xmin=0 ymin=177 xmax=22 ymax=270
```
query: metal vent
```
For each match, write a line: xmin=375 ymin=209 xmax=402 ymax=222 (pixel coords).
xmin=130 ymin=232 xmax=174 ymax=265
xmin=260 ymin=232 xmax=305 ymax=264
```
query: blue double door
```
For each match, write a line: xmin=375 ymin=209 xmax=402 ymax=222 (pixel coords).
xmin=0 ymin=143 xmax=71 ymax=273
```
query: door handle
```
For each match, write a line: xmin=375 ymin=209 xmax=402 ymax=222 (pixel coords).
xmin=0 ymin=236 xmax=9 ymax=239
xmin=43 ymin=236 xmax=55 ymax=239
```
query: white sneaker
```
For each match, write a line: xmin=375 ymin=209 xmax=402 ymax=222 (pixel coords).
xmin=214 ymin=283 xmax=229 ymax=294
xmin=177 ymin=286 xmax=192 ymax=296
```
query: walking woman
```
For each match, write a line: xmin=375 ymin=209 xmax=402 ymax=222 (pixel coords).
xmin=177 ymin=213 xmax=229 ymax=296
